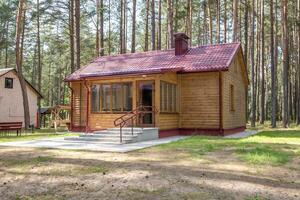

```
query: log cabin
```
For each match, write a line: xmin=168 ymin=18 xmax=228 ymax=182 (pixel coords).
xmin=65 ymin=33 xmax=248 ymax=137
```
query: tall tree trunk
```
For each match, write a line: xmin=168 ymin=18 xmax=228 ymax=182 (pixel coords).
xmin=207 ymin=0 xmax=213 ymax=44
xmin=151 ymin=0 xmax=155 ymax=50
xmin=120 ymin=0 xmax=124 ymax=53
xmin=243 ymin=0 xmax=249 ymax=66
xmin=197 ymin=4 xmax=202 ymax=44
xmin=5 ymin=22 xmax=9 ymax=68
xmin=203 ymin=2 xmax=208 ymax=44
xmin=186 ymin=0 xmax=192 ymax=45
xmin=232 ymin=0 xmax=239 ymax=41
xmin=75 ymin=0 xmax=80 ymax=69
xmin=31 ymin=45 xmax=37 ymax=87
xmin=131 ymin=0 xmax=136 ymax=53
xmin=224 ymin=0 xmax=227 ymax=43
xmin=167 ymin=0 xmax=174 ymax=48
xmin=250 ymin=0 xmax=256 ymax=127
xmin=145 ymin=0 xmax=149 ymax=51
xmin=96 ymin=0 xmax=100 ymax=56
xmin=100 ymin=0 xmax=104 ymax=56
xmin=270 ymin=0 xmax=277 ymax=127
xmin=157 ymin=0 xmax=161 ymax=50
xmin=69 ymin=0 xmax=75 ymax=72
xmin=281 ymin=0 xmax=289 ymax=127
xmin=174 ymin=0 xmax=179 ymax=33
xmin=16 ymin=0 xmax=30 ymax=129
xmin=108 ymin=0 xmax=111 ymax=55
xmin=37 ymin=0 xmax=42 ymax=128
xmin=244 ymin=0 xmax=249 ymax=121
xmin=297 ymin=0 xmax=300 ymax=124
xmin=216 ymin=0 xmax=220 ymax=43
xmin=20 ymin=9 xmax=26 ymax=67
xmin=260 ymin=0 xmax=265 ymax=124
xmin=123 ymin=0 xmax=127 ymax=53
xmin=274 ymin=0 xmax=279 ymax=121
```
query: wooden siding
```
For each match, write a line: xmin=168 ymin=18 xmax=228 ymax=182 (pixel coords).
xmin=71 ymin=82 xmax=86 ymax=127
xmin=180 ymin=72 xmax=220 ymax=129
xmin=157 ymin=72 xmax=179 ymax=130
xmin=70 ymin=64 xmax=247 ymax=132
xmin=159 ymin=113 xmax=179 ymax=130
xmin=222 ymin=54 xmax=247 ymax=129
xmin=89 ymin=113 xmax=124 ymax=129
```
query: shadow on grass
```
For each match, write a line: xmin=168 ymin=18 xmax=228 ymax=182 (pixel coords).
xmin=255 ymin=130 xmax=300 ymax=138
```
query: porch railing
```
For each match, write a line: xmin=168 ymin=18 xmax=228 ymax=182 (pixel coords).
xmin=113 ymin=105 xmax=158 ymax=143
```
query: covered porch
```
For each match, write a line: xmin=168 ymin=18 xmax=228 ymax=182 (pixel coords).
xmin=69 ymin=72 xmax=179 ymax=134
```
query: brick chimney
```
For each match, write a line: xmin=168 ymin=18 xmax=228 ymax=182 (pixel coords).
xmin=174 ymin=33 xmax=190 ymax=56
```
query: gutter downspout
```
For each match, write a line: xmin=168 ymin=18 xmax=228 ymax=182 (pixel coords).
xmin=219 ymin=71 xmax=223 ymax=136
xmin=83 ymin=79 xmax=90 ymax=133
xmin=67 ymin=82 xmax=74 ymax=131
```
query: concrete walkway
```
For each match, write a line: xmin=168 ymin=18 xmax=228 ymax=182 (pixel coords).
xmin=0 ymin=136 xmax=187 ymax=153
xmin=224 ymin=130 xmax=258 ymax=138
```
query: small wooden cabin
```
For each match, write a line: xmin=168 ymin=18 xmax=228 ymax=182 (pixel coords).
xmin=0 ymin=68 xmax=43 ymax=127
xmin=65 ymin=33 xmax=248 ymax=137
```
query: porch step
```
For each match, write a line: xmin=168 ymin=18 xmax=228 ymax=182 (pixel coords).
xmin=64 ymin=136 xmax=137 ymax=144
xmin=64 ymin=127 xmax=159 ymax=144
xmin=93 ymin=130 xmax=142 ymax=135
xmin=80 ymin=133 xmax=138 ymax=139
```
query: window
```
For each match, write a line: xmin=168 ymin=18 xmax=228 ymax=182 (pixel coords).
xmin=112 ymin=84 xmax=122 ymax=111
xmin=101 ymin=84 xmax=111 ymax=112
xmin=91 ymin=82 xmax=132 ymax=113
xmin=91 ymin=85 xmax=100 ymax=112
xmin=230 ymin=84 xmax=235 ymax=111
xmin=123 ymin=83 xmax=133 ymax=111
xmin=5 ymin=78 xmax=13 ymax=89
xmin=160 ymin=81 xmax=177 ymax=112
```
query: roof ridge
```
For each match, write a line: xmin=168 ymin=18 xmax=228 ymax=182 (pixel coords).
xmin=91 ymin=42 xmax=241 ymax=63
xmin=91 ymin=49 xmax=174 ymax=63
xmin=190 ymin=42 xmax=241 ymax=49
xmin=0 ymin=67 xmax=14 ymax=71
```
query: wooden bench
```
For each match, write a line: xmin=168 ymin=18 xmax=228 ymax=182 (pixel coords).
xmin=0 ymin=122 xmax=23 ymax=136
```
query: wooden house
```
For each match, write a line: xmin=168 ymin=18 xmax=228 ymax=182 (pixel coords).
xmin=0 ymin=68 xmax=43 ymax=127
xmin=65 ymin=33 xmax=248 ymax=137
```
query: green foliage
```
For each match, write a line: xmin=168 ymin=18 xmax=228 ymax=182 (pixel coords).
xmin=236 ymin=146 xmax=290 ymax=165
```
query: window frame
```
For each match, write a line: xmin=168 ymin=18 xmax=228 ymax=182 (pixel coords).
xmin=91 ymin=84 xmax=101 ymax=112
xmin=160 ymin=81 xmax=178 ymax=113
xmin=4 ymin=78 xmax=13 ymax=89
xmin=90 ymin=82 xmax=133 ymax=113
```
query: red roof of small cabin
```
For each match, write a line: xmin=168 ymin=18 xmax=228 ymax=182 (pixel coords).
xmin=65 ymin=43 xmax=243 ymax=81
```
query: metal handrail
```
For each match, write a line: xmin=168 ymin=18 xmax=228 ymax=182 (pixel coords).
xmin=113 ymin=105 xmax=158 ymax=143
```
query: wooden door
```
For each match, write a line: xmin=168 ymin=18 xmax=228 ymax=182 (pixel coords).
xmin=137 ymin=81 xmax=155 ymax=126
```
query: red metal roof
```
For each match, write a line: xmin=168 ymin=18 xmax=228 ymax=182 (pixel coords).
xmin=65 ymin=43 xmax=241 ymax=81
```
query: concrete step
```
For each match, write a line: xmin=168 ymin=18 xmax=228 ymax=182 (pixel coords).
xmin=64 ymin=136 xmax=137 ymax=144
xmin=64 ymin=127 xmax=159 ymax=144
xmin=93 ymin=130 xmax=142 ymax=135
xmin=79 ymin=133 xmax=138 ymax=139
xmin=107 ymin=127 xmax=157 ymax=132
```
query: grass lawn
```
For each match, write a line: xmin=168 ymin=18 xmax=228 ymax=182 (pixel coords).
xmin=0 ymin=129 xmax=299 ymax=200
